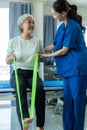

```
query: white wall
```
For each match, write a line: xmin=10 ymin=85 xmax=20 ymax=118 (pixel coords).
xmin=0 ymin=0 xmax=45 ymax=7
xmin=33 ymin=1 xmax=44 ymax=81
xmin=78 ymin=7 xmax=87 ymax=26
xmin=43 ymin=5 xmax=52 ymax=15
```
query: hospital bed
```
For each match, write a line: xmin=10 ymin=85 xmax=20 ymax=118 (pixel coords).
xmin=0 ymin=80 xmax=64 ymax=100
xmin=0 ymin=80 xmax=64 ymax=113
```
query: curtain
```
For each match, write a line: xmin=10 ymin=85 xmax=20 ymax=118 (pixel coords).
xmin=44 ymin=15 xmax=57 ymax=64
xmin=9 ymin=2 xmax=33 ymax=39
xmin=44 ymin=15 xmax=57 ymax=47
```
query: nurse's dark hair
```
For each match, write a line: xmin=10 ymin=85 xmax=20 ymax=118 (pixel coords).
xmin=53 ymin=0 xmax=85 ymax=32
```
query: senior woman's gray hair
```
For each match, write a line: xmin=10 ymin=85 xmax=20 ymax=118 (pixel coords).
xmin=17 ymin=14 xmax=34 ymax=33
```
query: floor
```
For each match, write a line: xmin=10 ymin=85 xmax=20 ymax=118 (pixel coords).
xmin=0 ymin=100 xmax=87 ymax=130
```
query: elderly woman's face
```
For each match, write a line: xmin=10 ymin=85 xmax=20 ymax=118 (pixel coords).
xmin=20 ymin=17 xmax=35 ymax=34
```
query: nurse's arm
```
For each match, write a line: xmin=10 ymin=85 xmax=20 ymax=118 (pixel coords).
xmin=54 ymin=47 xmax=69 ymax=56
xmin=41 ymin=47 xmax=69 ymax=58
xmin=44 ymin=44 xmax=55 ymax=53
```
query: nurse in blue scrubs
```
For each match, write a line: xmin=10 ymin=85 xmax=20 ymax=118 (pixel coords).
xmin=40 ymin=0 xmax=87 ymax=130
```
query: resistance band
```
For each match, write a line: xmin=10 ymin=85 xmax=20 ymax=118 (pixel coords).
xmin=30 ymin=54 xmax=38 ymax=118
xmin=14 ymin=54 xmax=38 ymax=128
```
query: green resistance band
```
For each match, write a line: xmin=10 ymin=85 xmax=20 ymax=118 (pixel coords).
xmin=30 ymin=54 xmax=38 ymax=118
xmin=14 ymin=54 xmax=38 ymax=128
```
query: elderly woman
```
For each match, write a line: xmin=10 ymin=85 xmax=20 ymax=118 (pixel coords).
xmin=6 ymin=14 xmax=45 ymax=130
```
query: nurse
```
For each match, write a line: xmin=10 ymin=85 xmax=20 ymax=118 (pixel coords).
xmin=40 ymin=0 xmax=87 ymax=130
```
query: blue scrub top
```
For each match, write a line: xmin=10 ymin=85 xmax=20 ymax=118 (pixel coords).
xmin=53 ymin=19 xmax=87 ymax=77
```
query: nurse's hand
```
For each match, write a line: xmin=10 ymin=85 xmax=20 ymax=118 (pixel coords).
xmin=39 ymin=54 xmax=48 ymax=60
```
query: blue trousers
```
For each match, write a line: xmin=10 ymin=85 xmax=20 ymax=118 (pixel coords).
xmin=63 ymin=75 xmax=86 ymax=130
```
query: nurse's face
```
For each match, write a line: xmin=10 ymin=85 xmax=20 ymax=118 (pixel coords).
xmin=52 ymin=8 xmax=66 ymax=22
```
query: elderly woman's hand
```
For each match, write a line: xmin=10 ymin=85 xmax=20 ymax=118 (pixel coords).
xmin=6 ymin=54 xmax=16 ymax=64
xmin=10 ymin=54 xmax=16 ymax=60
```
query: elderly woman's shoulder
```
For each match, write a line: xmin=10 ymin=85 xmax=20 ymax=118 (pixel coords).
xmin=33 ymin=36 xmax=42 ymax=42
xmin=9 ymin=36 xmax=20 ymax=42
